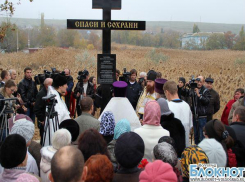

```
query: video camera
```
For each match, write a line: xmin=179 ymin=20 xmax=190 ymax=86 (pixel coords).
xmin=119 ymin=68 xmax=130 ymax=83
xmin=34 ymin=68 xmax=65 ymax=85
xmin=77 ymin=70 xmax=88 ymax=82
xmin=0 ymin=98 xmax=18 ymax=115
xmin=186 ymin=76 xmax=198 ymax=89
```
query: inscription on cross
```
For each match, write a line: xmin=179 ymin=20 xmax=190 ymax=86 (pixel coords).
xmin=67 ymin=0 xmax=145 ymax=84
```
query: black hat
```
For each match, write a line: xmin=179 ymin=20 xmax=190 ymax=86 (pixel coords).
xmin=53 ymin=74 xmax=67 ymax=88
xmin=147 ymin=70 xmax=157 ymax=81
xmin=205 ymin=78 xmax=214 ymax=83
xmin=115 ymin=132 xmax=144 ymax=168
xmin=0 ymin=134 xmax=27 ymax=169
xmin=113 ymin=81 xmax=127 ymax=97
xmin=179 ymin=77 xmax=186 ymax=85
xmin=59 ymin=119 xmax=80 ymax=142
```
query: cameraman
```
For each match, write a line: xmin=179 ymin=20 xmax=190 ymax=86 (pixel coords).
xmin=18 ymin=67 xmax=38 ymax=122
xmin=73 ymin=70 xmax=94 ymax=116
xmin=126 ymin=69 xmax=142 ymax=110
xmin=0 ymin=80 xmax=19 ymax=141
xmin=34 ymin=78 xmax=53 ymax=145
xmin=193 ymin=76 xmax=211 ymax=144
xmin=64 ymin=68 xmax=74 ymax=110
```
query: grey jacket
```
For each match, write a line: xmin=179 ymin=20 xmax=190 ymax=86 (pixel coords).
xmin=75 ymin=112 xmax=100 ymax=134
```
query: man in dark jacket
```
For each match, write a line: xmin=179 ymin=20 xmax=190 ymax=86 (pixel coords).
xmin=18 ymin=67 xmax=38 ymax=122
xmin=204 ymin=78 xmax=220 ymax=122
xmin=34 ymin=78 xmax=53 ymax=145
xmin=230 ymin=106 xmax=245 ymax=148
xmin=126 ymin=69 xmax=142 ymax=110
xmin=73 ymin=70 xmax=94 ymax=116
xmin=64 ymin=69 xmax=74 ymax=111
xmin=193 ymin=76 xmax=211 ymax=144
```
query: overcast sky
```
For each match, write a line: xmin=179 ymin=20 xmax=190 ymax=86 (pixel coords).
xmin=5 ymin=0 xmax=245 ymax=24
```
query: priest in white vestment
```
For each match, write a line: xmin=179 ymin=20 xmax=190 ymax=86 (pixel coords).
xmin=136 ymin=70 xmax=157 ymax=119
xmin=99 ymin=81 xmax=141 ymax=131
xmin=43 ymin=74 xmax=70 ymax=146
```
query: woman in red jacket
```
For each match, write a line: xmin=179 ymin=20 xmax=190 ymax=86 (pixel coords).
xmin=221 ymin=88 xmax=244 ymax=125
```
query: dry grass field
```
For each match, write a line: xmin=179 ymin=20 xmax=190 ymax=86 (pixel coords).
xmin=1 ymin=44 xmax=245 ymax=139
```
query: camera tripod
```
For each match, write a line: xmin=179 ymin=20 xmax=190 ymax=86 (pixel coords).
xmin=189 ymin=88 xmax=199 ymax=144
xmin=0 ymin=100 xmax=16 ymax=142
xmin=42 ymin=95 xmax=59 ymax=146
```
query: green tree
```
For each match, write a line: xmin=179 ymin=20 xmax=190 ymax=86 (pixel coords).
xmin=193 ymin=24 xmax=200 ymax=33
xmin=0 ymin=0 xmax=33 ymax=41
xmin=0 ymin=22 xmax=28 ymax=52
xmin=206 ymin=33 xmax=226 ymax=50
xmin=57 ymin=29 xmax=78 ymax=47
xmin=38 ymin=25 xmax=56 ymax=47
xmin=233 ymin=26 xmax=245 ymax=50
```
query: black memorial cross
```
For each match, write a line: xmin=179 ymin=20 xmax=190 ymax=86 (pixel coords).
xmin=67 ymin=0 xmax=145 ymax=56
xmin=67 ymin=0 xmax=145 ymax=113
xmin=97 ymin=0 xmax=119 ymax=54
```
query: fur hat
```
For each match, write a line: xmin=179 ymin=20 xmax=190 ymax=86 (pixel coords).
xmin=115 ymin=132 xmax=144 ymax=168
xmin=147 ymin=70 xmax=157 ymax=81
xmin=154 ymin=142 xmax=178 ymax=167
xmin=0 ymin=134 xmax=27 ymax=169
xmin=59 ymin=119 xmax=80 ymax=142
xmin=52 ymin=74 xmax=67 ymax=88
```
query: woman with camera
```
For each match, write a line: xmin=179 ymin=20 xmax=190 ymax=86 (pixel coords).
xmin=0 ymin=79 xmax=20 ymax=141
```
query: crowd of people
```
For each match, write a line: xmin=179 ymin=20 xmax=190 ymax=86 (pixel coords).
xmin=0 ymin=67 xmax=245 ymax=182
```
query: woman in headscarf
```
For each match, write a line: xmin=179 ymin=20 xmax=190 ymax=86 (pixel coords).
xmin=154 ymin=142 xmax=182 ymax=182
xmin=100 ymin=111 xmax=116 ymax=144
xmin=181 ymin=145 xmax=209 ymax=182
xmin=203 ymin=119 xmax=235 ymax=167
xmin=107 ymin=119 xmax=131 ymax=168
xmin=134 ymin=100 xmax=170 ymax=161
xmin=157 ymin=98 xmax=186 ymax=158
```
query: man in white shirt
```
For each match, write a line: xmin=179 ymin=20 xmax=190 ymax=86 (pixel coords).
xmin=163 ymin=80 xmax=193 ymax=146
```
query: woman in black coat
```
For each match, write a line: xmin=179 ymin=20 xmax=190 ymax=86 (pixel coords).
xmin=157 ymin=98 xmax=186 ymax=158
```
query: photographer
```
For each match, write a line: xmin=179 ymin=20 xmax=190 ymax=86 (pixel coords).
xmin=126 ymin=69 xmax=142 ymax=110
xmin=64 ymin=68 xmax=74 ymax=110
xmin=0 ymin=80 xmax=19 ymax=140
xmin=193 ymin=76 xmax=211 ymax=144
xmin=73 ymin=70 xmax=94 ymax=116
xmin=18 ymin=67 xmax=38 ymax=122
xmin=34 ymin=78 xmax=53 ymax=145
